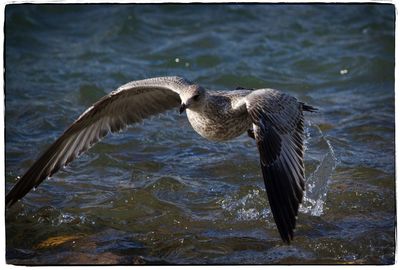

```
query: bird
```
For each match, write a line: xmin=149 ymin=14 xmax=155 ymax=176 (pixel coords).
xmin=5 ymin=76 xmax=317 ymax=243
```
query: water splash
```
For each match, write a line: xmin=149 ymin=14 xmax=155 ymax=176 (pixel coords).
xmin=217 ymin=120 xmax=337 ymax=220
xmin=219 ymin=189 xmax=270 ymax=221
xmin=300 ymin=122 xmax=338 ymax=216
xmin=32 ymin=207 xmax=94 ymax=227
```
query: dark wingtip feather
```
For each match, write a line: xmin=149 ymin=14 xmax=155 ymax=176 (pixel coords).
xmin=5 ymin=194 xmax=14 ymax=208
xmin=5 ymin=183 xmax=24 ymax=208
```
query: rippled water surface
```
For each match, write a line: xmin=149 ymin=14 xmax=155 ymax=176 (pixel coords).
xmin=5 ymin=4 xmax=395 ymax=265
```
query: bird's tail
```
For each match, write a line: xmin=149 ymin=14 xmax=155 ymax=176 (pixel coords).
xmin=301 ymin=102 xmax=318 ymax=112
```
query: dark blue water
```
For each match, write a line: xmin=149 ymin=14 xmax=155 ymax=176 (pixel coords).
xmin=5 ymin=4 xmax=395 ymax=264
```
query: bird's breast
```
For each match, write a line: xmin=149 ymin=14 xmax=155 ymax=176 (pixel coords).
xmin=186 ymin=109 xmax=252 ymax=141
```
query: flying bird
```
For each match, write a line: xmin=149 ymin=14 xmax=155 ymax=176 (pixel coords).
xmin=5 ymin=76 xmax=316 ymax=243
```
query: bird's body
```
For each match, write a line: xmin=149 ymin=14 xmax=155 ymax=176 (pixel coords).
xmin=187 ymin=90 xmax=252 ymax=141
xmin=6 ymin=76 xmax=316 ymax=243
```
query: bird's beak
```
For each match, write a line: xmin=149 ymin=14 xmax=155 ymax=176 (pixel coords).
xmin=179 ymin=103 xmax=186 ymax=114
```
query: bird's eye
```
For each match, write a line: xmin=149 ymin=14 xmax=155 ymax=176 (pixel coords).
xmin=192 ymin=94 xmax=200 ymax=101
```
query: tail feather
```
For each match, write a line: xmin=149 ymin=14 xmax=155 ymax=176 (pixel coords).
xmin=301 ymin=102 xmax=318 ymax=112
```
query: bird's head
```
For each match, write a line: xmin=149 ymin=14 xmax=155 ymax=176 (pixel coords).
xmin=179 ymin=85 xmax=207 ymax=114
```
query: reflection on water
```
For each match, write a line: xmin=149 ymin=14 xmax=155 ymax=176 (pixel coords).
xmin=5 ymin=4 xmax=395 ymax=265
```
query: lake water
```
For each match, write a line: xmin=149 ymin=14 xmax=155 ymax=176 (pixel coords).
xmin=5 ymin=4 xmax=395 ymax=265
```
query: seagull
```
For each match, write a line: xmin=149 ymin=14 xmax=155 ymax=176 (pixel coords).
xmin=6 ymin=76 xmax=316 ymax=243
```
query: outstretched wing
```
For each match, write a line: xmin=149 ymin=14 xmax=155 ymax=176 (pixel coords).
xmin=6 ymin=76 xmax=192 ymax=207
xmin=245 ymin=89 xmax=310 ymax=243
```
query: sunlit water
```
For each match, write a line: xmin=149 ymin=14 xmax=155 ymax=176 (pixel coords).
xmin=5 ymin=4 xmax=395 ymax=264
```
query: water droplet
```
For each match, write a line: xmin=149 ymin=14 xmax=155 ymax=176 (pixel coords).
xmin=16 ymin=176 xmax=21 ymax=181
xmin=124 ymin=200 xmax=128 ymax=203
xmin=175 ymin=58 xmax=180 ymax=63
xmin=340 ymin=69 xmax=348 ymax=75
xmin=92 ymin=221 xmax=95 ymax=225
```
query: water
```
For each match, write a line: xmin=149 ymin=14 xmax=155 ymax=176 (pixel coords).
xmin=5 ymin=4 xmax=395 ymax=265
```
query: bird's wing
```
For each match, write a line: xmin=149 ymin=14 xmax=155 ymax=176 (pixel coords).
xmin=245 ymin=89 xmax=306 ymax=243
xmin=6 ymin=76 xmax=192 ymax=207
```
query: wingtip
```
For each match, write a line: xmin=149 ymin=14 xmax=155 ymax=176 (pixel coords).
xmin=5 ymin=194 xmax=16 ymax=209
xmin=278 ymin=228 xmax=294 ymax=244
xmin=282 ymin=238 xmax=291 ymax=245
